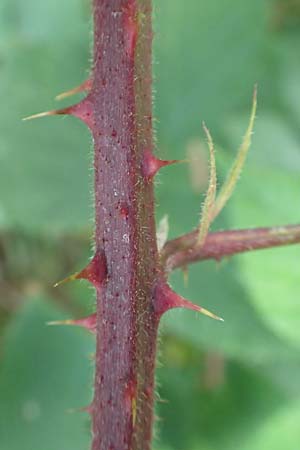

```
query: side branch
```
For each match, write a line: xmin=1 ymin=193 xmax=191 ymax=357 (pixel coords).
xmin=162 ymin=224 xmax=300 ymax=272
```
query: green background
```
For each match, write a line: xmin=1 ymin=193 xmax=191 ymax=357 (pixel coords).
xmin=1 ymin=0 xmax=300 ymax=449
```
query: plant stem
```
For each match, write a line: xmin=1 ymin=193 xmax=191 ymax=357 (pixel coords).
xmin=91 ymin=1 xmax=158 ymax=449
xmin=162 ymin=224 xmax=300 ymax=272
xmin=23 ymin=1 xmax=300 ymax=448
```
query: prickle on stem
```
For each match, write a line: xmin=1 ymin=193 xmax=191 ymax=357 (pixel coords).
xmin=47 ymin=313 xmax=97 ymax=334
xmin=22 ymin=97 xmax=95 ymax=130
xmin=141 ymin=149 xmax=184 ymax=180
xmin=55 ymin=78 xmax=92 ymax=101
xmin=54 ymin=249 xmax=107 ymax=290
xmin=153 ymin=281 xmax=223 ymax=321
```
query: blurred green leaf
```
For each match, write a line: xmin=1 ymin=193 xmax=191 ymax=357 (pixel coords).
xmin=157 ymin=346 xmax=286 ymax=450
xmin=222 ymin=113 xmax=300 ymax=349
xmin=241 ymin=400 xmax=300 ymax=450
xmin=0 ymin=0 xmax=91 ymax=230
xmin=0 ymin=296 xmax=94 ymax=450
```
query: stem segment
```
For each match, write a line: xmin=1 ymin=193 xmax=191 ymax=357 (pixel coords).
xmin=91 ymin=1 xmax=158 ymax=449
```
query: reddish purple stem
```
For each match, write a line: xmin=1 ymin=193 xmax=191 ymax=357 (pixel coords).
xmin=91 ymin=2 xmax=159 ymax=449
xmin=162 ymin=224 xmax=300 ymax=272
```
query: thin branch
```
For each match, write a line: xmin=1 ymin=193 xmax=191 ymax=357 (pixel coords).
xmin=162 ymin=224 xmax=300 ymax=272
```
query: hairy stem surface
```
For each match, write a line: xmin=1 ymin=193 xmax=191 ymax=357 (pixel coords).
xmin=91 ymin=1 xmax=158 ymax=449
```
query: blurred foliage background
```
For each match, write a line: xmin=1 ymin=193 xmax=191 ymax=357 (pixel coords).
xmin=0 ymin=0 xmax=300 ymax=449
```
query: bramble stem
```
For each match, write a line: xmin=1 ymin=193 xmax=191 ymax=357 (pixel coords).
xmin=91 ymin=1 xmax=159 ymax=449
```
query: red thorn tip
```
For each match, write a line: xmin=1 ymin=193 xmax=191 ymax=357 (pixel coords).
xmin=47 ymin=313 xmax=97 ymax=333
xmin=22 ymin=97 xmax=94 ymax=130
xmin=123 ymin=0 xmax=138 ymax=58
xmin=154 ymin=282 xmax=223 ymax=321
xmin=142 ymin=149 xmax=181 ymax=180
xmin=76 ymin=249 xmax=107 ymax=289
xmin=55 ymin=78 xmax=92 ymax=101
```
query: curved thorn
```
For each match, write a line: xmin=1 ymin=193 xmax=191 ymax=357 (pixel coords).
xmin=154 ymin=282 xmax=223 ymax=321
xmin=54 ymin=249 xmax=107 ymax=290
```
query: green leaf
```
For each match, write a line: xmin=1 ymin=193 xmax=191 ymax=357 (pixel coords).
xmin=157 ymin=344 xmax=286 ymax=450
xmin=0 ymin=0 xmax=91 ymax=231
xmin=241 ymin=400 xmax=300 ymax=450
xmin=222 ymin=112 xmax=300 ymax=349
xmin=0 ymin=296 xmax=93 ymax=450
